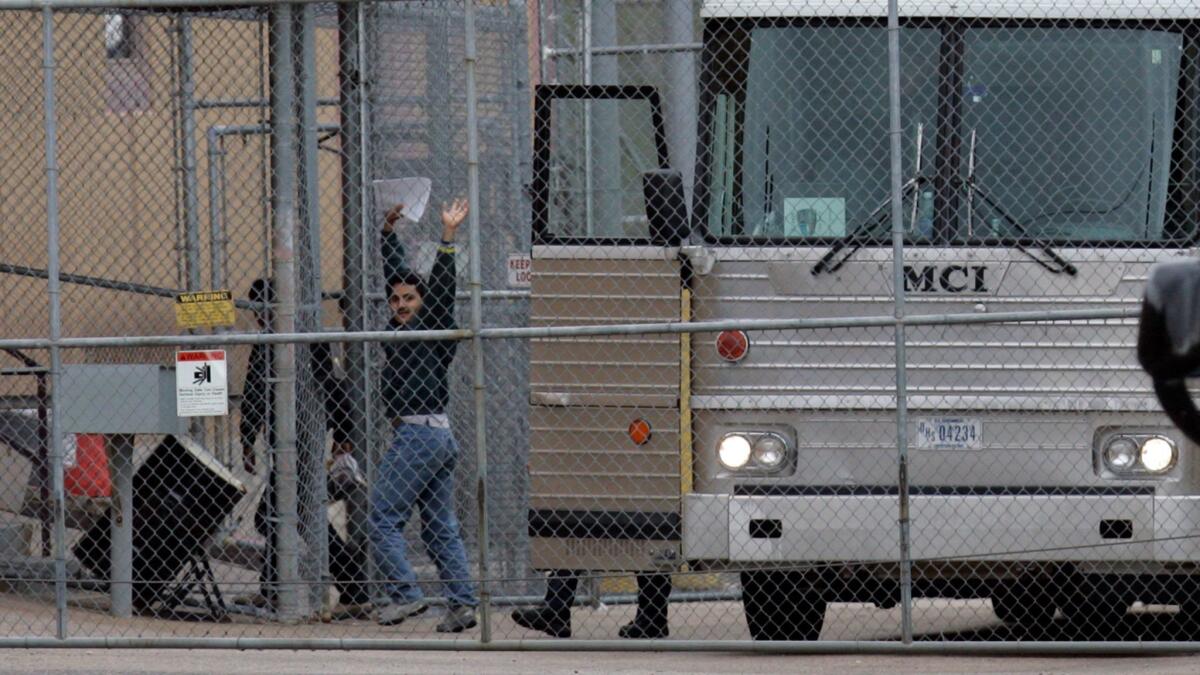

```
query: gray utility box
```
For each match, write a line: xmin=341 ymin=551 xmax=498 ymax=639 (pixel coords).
xmin=58 ymin=365 xmax=181 ymax=435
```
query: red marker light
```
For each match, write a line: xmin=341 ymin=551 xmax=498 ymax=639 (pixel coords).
xmin=716 ymin=330 xmax=749 ymax=362
xmin=628 ymin=419 xmax=652 ymax=446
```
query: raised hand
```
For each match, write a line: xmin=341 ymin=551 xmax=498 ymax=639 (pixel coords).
xmin=383 ymin=203 xmax=406 ymax=233
xmin=440 ymin=198 xmax=469 ymax=242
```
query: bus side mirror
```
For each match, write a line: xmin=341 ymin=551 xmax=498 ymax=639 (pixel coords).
xmin=643 ymin=169 xmax=688 ymax=246
xmin=1138 ymin=259 xmax=1200 ymax=444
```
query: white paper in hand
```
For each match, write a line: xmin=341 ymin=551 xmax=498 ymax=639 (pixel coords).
xmin=372 ymin=177 xmax=432 ymax=223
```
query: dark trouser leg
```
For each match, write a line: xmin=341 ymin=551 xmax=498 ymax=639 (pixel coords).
xmin=253 ymin=475 xmax=278 ymax=600
xmin=328 ymin=523 xmax=369 ymax=606
xmin=635 ymin=573 xmax=671 ymax=626
xmin=543 ymin=570 xmax=579 ymax=613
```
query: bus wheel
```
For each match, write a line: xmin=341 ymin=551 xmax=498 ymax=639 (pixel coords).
xmin=1059 ymin=574 xmax=1129 ymax=635
xmin=991 ymin=581 xmax=1056 ymax=632
xmin=740 ymin=570 xmax=826 ymax=641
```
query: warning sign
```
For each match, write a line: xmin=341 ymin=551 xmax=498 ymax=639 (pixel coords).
xmin=175 ymin=290 xmax=236 ymax=329
xmin=176 ymin=350 xmax=228 ymax=417
xmin=507 ymin=254 xmax=532 ymax=288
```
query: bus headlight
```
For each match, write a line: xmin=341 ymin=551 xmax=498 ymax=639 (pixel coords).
xmin=1140 ymin=436 xmax=1176 ymax=473
xmin=1103 ymin=437 xmax=1137 ymax=471
xmin=717 ymin=431 xmax=794 ymax=474
xmin=1097 ymin=430 xmax=1178 ymax=478
xmin=718 ymin=434 xmax=752 ymax=470
xmin=752 ymin=434 xmax=788 ymax=469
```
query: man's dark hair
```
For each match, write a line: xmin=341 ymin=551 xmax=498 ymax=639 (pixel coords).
xmin=248 ymin=277 xmax=275 ymax=306
xmin=387 ymin=272 xmax=427 ymax=300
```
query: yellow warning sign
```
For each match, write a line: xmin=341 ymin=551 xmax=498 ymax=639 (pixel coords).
xmin=175 ymin=290 xmax=236 ymax=329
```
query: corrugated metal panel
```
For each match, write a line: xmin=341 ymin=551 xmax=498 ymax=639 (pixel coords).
xmin=692 ymin=247 xmax=1170 ymax=411
xmin=528 ymin=252 xmax=684 ymax=571
xmin=530 ymin=255 xmax=681 ymax=399
xmin=529 ymin=406 xmax=680 ymax=512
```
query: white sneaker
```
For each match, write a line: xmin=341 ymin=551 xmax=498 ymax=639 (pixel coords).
xmin=376 ymin=599 xmax=429 ymax=626
xmin=436 ymin=605 xmax=478 ymax=633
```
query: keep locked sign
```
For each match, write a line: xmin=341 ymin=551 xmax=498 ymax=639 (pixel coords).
xmin=176 ymin=350 xmax=228 ymax=417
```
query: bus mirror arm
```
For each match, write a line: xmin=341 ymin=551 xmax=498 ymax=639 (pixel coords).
xmin=643 ymin=169 xmax=689 ymax=246
xmin=1137 ymin=258 xmax=1200 ymax=444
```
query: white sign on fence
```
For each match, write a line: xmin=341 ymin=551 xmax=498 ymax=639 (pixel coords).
xmin=507 ymin=253 xmax=532 ymax=287
xmin=176 ymin=350 xmax=228 ymax=417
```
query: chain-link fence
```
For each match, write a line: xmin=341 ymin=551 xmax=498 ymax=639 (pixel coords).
xmin=1 ymin=0 xmax=1199 ymax=651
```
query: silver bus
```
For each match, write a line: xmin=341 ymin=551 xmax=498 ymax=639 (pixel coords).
xmin=528 ymin=0 xmax=1200 ymax=639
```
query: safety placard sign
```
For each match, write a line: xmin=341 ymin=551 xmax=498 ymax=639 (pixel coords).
xmin=507 ymin=253 xmax=532 ymax=287
xmin=176 ymin=350 xmax=228 ymax=417
xmin=174 ymin=290 xmax=236 ymax=329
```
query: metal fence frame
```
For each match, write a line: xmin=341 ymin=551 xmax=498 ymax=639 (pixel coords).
xmin=1 ymin=0 xmax=1195 ymax=654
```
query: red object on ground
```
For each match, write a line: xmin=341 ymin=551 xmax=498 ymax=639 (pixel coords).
xmin=64 ymin=433 xmax=112 ymax=498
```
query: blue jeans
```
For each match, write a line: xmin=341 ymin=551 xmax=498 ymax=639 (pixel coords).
xmin=369 ymin=423 xmax=477 ymax=607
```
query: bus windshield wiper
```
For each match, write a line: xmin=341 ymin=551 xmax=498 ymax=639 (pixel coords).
xmin=960 ymin=131 xmax=1077 ymax=276
xmin=813 ymin=127 xmax=1078 ymax=278
xmin=813 ymin=124 xmax=928 ymax=277
xmin=963 ymin=176 xmax=1078 ymax=276
xmin=810 ymin=190 xmax=909 ymax=276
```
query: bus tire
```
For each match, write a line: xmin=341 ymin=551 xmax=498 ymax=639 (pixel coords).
xmin=991 ymin=581 xmax=1056 ymax=631
xmin=1059 ymin=574 xmax=1129 ymax=634
xmin=740 ymin=570 xmax=826 ymax=641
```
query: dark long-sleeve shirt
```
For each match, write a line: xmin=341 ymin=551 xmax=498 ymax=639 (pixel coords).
xmin=239 ymin=341 xmax=351 ymax=451
xmin=379 ymin=230 xmax=459 ymax=417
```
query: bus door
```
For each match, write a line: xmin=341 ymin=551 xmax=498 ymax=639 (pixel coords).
xmin=527 ymin=84 xmax=690 ymax=574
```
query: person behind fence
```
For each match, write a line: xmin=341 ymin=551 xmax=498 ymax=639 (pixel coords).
xmin=512 ymin=571 xmax=673 ymax=639
xmin=369 ymin=197 xmax=478 ymax=633
xmin=238 ymin=278 xmax=371 ymax=615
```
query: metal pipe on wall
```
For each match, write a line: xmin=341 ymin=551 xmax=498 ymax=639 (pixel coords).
xmin=40 ymin=4 xmax=68 ymax=641
xmin=195 ymin=96 xmax=340 ymax=110
xmin=205 ymin=122 xmax=341 ymax=293
xmin=207 ymin=128 xmax=225 ymax=290
xmin=268 ymin=2 xmax=304 ymax=622
xmin=176 ymin=17 xmax=201 ymax=293
xmin=463 ymin=0 xmax=492 ymax=642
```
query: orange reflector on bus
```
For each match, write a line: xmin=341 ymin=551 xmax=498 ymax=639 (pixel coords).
xmin=628 ymin=418 xmax=652 ymax=446
xmin=717 ymin=330 xmax=749 ymax=362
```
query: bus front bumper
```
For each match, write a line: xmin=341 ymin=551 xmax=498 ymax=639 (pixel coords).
xmin=683 ymin=492 xmax=1200 ymax=564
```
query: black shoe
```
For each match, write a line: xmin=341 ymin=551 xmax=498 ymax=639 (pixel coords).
xmin=511 ymin=606 xmax=571 ymax=638
xmin=618 ymin=619 xmax=668 ymax=639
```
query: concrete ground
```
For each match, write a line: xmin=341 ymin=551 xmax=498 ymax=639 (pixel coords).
xmin=2 ymin=649 xmax=1200 ymax=674
xmin=1 ymin=588 xmax=1199 ymax=673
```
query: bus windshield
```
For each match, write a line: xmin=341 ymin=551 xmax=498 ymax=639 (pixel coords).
xmin=704 ymin=21 xmax=1196 ymax=245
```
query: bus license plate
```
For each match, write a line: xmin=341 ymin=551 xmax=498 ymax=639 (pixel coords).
xmin=915 ymin=417 xmax=982 ymax=449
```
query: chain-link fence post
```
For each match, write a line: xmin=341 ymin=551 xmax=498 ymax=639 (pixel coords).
xmin=335 ymin=0 xmax=376 ymax=597
xmin=886 ymin=0 xmax=914 ymax=644
xmin=268 ymin=2 xmax=303 ymax=623
xmin=108 ymin=434 xmax=134 ymax=618
xmin=40 ymin=4 xmax=68 ymax=640
xmin=464 ymin=0 xmax=492 ymax=643
xmin=292 ymin=0 xmax=329 ymax=620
